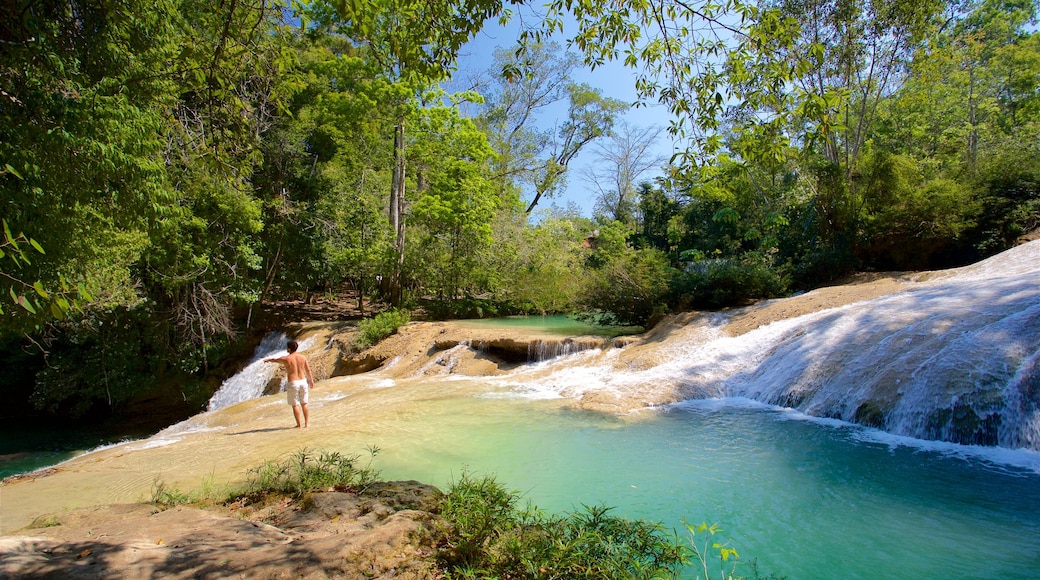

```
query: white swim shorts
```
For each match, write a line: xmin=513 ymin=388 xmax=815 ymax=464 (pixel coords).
xmin=286 ymin=378 xmax=309 ymax=406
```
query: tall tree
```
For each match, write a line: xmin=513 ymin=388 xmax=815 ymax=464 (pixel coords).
xmin=521 ymin=83 xmax=628 ymax=213
xmin=582 ymin=122 xmax=667 ymax=223
xmin=409 ymin=94 xmax=501 ymax=308
xmin=144 ymin=0 xmax=293 ymax=368
xmin=309 ymin=0 xmax=512 ymax=305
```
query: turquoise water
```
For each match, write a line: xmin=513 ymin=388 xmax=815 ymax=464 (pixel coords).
xmin=370 ymin=395 xmax=1040 ymax=579
xmin=454 ymin=314 xmax=642 ymax=337
xmin=0 ymin=424 xmax=133 ymax=479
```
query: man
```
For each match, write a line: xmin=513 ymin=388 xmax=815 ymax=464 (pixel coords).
xmin=264 ymin=340 xmax=314 ymax=428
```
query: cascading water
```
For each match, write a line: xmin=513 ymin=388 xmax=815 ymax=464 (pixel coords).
xmin=527 ymin=338 xmax=606 ymax=361
xmin=500 ymin=239 xmax=1040 ymax=450
xmin=207 ymin=332 xmax=315 ymax=411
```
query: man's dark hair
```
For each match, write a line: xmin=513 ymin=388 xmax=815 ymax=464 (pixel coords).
xmin=287 ymin=340 xmax=299 ymax=353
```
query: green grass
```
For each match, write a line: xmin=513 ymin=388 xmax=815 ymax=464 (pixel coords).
xmin=437 ymin=471 xmax=690 ymax=579
xmin=239 ymin=446 xmax=381 ymax=500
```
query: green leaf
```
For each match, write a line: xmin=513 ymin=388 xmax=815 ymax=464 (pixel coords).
xmin=16 ymin=294 xmax=36 ymax=314
xmin=29 ymin=238 xmax=45 ymax=254
xmin=33 ymin=281 xmax=48 ymax=298
xmin=77 ymin=283 xmax=94 ymax=302
xmin=3 ymin=164 xmax=23 ymax=179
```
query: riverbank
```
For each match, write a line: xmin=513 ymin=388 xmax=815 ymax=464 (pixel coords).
xmin=2 ymin=236 xmax=1037 ymax=578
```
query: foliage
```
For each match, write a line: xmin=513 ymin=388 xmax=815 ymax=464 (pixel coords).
xmin=408 ymin=94 xmax=503 ymax=307
xmin=0 ymin=211 xmax=88 ymax=322
xmin=31 ymin=305 xmax=161 ymax=416
xmin=672 ymin=253 xmax=788 ymax=311
xmin=0 ymin=0 xmax=178 ymax=333
xmin=150 ymin=478 xmax=200 ymax=509
xmin=355 ymin=309 xmax=411 ymax=350
xmin=492 ymin=213 xmax=592 ymax=315
xmin=582 ymin=248 xmax=674 ymax=327
xmin=437 ymin=471 xmax=689 ymax=579
xmin=149 ymin=447 xmax=379 ymax=508
xmin=241 ymin=447 xmax=381 ymax=500
xmin=685 ymin=521 xmax=746 ymax=580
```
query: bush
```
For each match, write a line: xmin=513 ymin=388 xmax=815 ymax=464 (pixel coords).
xmin=671 ymin=253 xmax=788 ymax=310
xmin=580 ymin=247 xmax=674 ymax=327
xmin=354 ymin=309 xmax=410 ymax=350
xmin=241 ymin=447 xmax=380 ymax=500
xmin=437 ymin=472 xmax=689 ymax=579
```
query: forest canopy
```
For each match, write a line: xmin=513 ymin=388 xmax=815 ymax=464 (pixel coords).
xmin=1 ymin=0 xmax=1037 ymax=418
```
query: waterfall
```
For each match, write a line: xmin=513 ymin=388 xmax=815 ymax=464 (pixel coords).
xmin=527 ymin=338 xmax=605 ymax=362
xmin=514 ymin=240 xmax=1040 ymax=450
xmin=206 ymin=332 xmax=295 ymax=411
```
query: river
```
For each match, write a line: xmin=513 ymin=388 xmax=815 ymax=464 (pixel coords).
xmin=2 ymin=241 xmax=1039 ymax=578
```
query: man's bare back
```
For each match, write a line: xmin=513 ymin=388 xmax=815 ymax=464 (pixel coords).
xmin=279 ymin=352 xmax=311 ymax=382
xmin=264 ymin=340 xmax=314 ymax=428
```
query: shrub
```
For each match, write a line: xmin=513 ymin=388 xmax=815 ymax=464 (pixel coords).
xmin=580 ymin=247 xmax=674 ymax=327
xmin=150 ymin=478 xmax=198 ymax=509
xmin=241 ymin=447 xmax=380 ymax=500
xmin=354 ymin=309 xmax=410 ymax=350
xmin=436 ymin=472 xmax=689 ymax=579
xmin=672 ymin=253 xmax=788 ymax=310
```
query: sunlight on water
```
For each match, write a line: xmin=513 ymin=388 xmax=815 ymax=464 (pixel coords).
xmin=453 ymin=314 xmax=641 ymax=337
xmin=367 ymin=395 xmax=1040 ymax=579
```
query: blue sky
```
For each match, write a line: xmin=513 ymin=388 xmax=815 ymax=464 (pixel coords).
xmin=448 ymin=14 xmax=680 ymax=218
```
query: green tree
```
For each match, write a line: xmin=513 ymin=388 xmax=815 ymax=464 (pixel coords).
xmin=309 ymin=0 xmax=513 ymax=305
xmin=409 ymin=94 xmax=503 ymax=312
xmin=142 ymin=0 xmax=293 ymax=370
xmin=0 ymin=0 xmax=179 ymax=332
xmin=878 ymin=0 xmax=1039 ymax=261
xmin=253 ymin=33 xmax=395 ymax=311
xmin=581 ymin=220 xmax=672 ymax=326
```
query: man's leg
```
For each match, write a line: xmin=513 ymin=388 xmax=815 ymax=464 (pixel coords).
xmin=301 ymin=403 xmax=309 ymax=428
xmin=292 ymin=404 xmax=303 ymax=428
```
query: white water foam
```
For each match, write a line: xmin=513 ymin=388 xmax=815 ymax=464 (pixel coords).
xmin=505 ymin=240 xmax=1040 ymax=451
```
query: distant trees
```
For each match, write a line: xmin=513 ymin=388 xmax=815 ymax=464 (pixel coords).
xmin=473 ymin=42 xmax=627 ymax=214
xmin=583 ymin=122 xmax=667 ymax=224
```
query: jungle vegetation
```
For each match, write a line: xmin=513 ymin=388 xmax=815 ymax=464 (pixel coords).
xmin=1 ymin=0 xmax=1037 ymax=420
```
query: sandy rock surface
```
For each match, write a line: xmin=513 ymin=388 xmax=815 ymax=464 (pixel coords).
xmin=0 ymin=482 xmax=444 ymax=579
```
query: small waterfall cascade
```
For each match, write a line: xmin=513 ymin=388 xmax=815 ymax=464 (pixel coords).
xmin=519 ymin=240 xmax=1040 ymax=450
xmin=207 ymin=332 xmax=305 ymax=411
xmin=528 ymin=338 xmax=605 ymax=362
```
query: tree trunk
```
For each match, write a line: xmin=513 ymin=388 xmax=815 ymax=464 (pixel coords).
xmin=389 ymin=119 xmax=407 ymax=306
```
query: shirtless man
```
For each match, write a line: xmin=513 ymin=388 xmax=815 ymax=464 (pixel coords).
xmin=264 ymin=340 xmax=314 ymax=428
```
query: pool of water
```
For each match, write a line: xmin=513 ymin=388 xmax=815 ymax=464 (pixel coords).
xmin=366 ymin=395 xmax=1040 ymax=579
xmin=453 ymin=314 xmax=642 ymax=337
xmin=0 ymin=423 xmax=142 ymax=480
